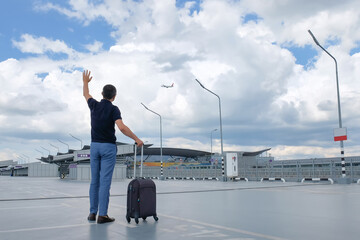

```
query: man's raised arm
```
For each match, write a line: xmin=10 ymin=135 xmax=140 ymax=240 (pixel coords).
xmin=83 ymin=70 xmax=93 ymax=101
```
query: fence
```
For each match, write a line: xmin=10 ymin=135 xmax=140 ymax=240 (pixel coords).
xmin=127 ymin=156 xmax=360 ymax=183
xmin=127 ymin=165 xmax=222 ymax=179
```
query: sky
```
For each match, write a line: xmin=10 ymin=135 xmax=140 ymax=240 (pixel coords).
xmin=1 ymin=0 xmax=360 ymax=163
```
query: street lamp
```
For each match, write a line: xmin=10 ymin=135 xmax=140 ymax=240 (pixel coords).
xmin=195 ymin=79 xmax=225 ymax=180
xmin=69 ymin=133 xmax=83 ymax=149
xmin=21 ymin=154 xmax=30 ymax=163
xmin=308 ymin=29 xmax=348 ymax=182
xmin=57 ymin=139 xmax=70 ymax=152
xmin=35 ymin=149 xmax=44 ymax=157
xmin=41 ymin=146 xmax=51 ymax=156
xmin=15 ymin=154 xmax=26 ymax=164
xmin=210 ymin=129 xmax=218 ymax=155
xmin=50 ymin=143 xmax=60 ymax=155
xmin=141 ymin=103 xmax=164 ymax=180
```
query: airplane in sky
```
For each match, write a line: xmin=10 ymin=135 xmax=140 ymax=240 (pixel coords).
xmin=161 ymin=83 xmax=174 ymax=88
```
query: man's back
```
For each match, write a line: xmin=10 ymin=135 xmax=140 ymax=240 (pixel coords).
xmin=88 ymin=98 xmax=122 ymax=144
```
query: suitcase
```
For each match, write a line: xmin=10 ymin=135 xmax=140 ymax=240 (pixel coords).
xmin=126 ymin=145 xmax=159 ymax=224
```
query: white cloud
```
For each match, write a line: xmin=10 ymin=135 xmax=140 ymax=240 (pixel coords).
xmin=34 ymin=0 xmax=140 ymax=30
xmin=1 ymin=0 xmax=360 ymax=162
xmin=239 ymin=0 xmax=360 ymax=48
xmin=85 ymin=40 xmax=103 ymax=53
xmin=12 ymin=34 xmax=75 ymax=56
xmin=0 ymin=148 xmax=15 ymax=161
xmin=110 ymin=42 xmax=156 ymax=53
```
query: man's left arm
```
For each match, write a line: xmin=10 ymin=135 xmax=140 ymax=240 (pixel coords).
xmin=115 ymin=119 xmax=144 ymax=147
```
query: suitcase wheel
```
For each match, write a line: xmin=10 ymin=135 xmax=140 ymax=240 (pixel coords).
xmin=126 ymin=216 xmax=131 ymax=223
xmin=142 ymin=217 xmax=147 ymax=221
xmin=154 ymin=215 xmax=159 ymax=221
xmin=135 ymin=218 xmax=139 ymax=224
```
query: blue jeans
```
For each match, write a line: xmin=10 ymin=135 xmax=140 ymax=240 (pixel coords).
xmin=89 ymin=142 xmax=117 ymax=216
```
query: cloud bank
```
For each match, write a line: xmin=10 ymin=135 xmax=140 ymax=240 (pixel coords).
xmin=1 ymin=0 xmax=360 ymax=162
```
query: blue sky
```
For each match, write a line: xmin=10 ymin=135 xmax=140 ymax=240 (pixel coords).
xmin=1 ymin=0 xmax=360 ymax=162
xmin=0 ymin=0 xmax=322 ymax=65
xmin=0 ymin=1 xmax=115 ymax=61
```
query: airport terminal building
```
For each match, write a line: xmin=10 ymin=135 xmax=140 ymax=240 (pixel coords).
xmin=1 ymin=142 xmax=360 ymax=183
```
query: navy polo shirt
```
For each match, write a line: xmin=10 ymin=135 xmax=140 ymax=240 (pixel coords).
xmin=87 ymin=98 xmax=122 ymax=144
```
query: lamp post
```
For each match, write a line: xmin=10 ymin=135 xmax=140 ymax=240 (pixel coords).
xmin=308 ymin=29 xmax=349 ymax=183
xmin=69 ymin=133 xmax=83 ymax=149
xmin=57 ymin=139 xmax=70 ymax=152
xmin=35 ymin=149 xmax=44 ymax=157
xmin=17 ymin=157 xmax=24 ymax=164
xmin=15 ymin=154 xmax=26 ymax=164
xmin=50 ymin=143 xmax=60 ymax=155
xmin=195 ymin=79 xmax=225 ymax=180
xmin=210 ymin=129 xmax=218 ymax=155
xmin=21 ymin=154 xmax=30 ymax=163
xmin=141 ymin=103 xmax=164 ymax=180
xmin=41 ymin=147 xmax=51 ymax=156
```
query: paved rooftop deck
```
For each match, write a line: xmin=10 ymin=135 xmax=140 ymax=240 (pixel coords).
xmin=0 ymin=176 xmax=359 ymax=240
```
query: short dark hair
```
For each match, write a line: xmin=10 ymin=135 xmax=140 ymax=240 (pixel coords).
xmin=102 ymin=84 xmax=117 ymax=100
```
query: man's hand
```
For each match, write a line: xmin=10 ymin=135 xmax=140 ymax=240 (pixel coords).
xmin=83 ymin=70 xmax=93 ymax=83
xmin=135 ymin=139 xmax=144 ymax=148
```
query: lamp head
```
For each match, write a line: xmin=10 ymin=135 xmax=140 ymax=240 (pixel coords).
xmin=141 ymin=102 xmax=149 ymax=110
xmin=308 ymin=29 xmax=320 ymax=46
xmin=195 ymin=79 xmax=205 ymax=89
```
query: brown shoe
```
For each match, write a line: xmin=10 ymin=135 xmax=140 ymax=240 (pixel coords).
xmin=88 ymin=213 xmax=96 ymax=221
xmin=97 ymin=215 xmax=115 ymax=224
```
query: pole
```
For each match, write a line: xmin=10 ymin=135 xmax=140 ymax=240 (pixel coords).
xmin=41 ymin=147 xmax=51 ymax=156
xmin=140 ymin=145 xmax=144 ymax=178
xmin=69 ymin=134 xmax=83 ymax=149
xmin=35 ymin=149 xmax=44 ymax=157
xmin=133 ymin=144 xmax=137 ymax=178
xmin=210 ymin=129 xmax=217 ymax=154
xmin=195 ymin=79 xmax=225 ymax=180
xmin=308 ymin=30 xmax=347 ymax=181
xmin=57 ymin=139 xmax=70 ymax=152
xmin=160 ymin=115 xmax=163 ymax=179
xmin=141 ymin=103 xmax=164 ymax=180
xmin=50 ymin=143 xmax=60 ymax=155
xmin=21 ymin=154 xmax=30 ymax=163
xmin=17 ymin=156 xmax=25 ymax=164
xmin=16 ymin=155 xmax=26 ymax=164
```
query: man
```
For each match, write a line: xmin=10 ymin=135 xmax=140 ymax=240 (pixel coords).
xmin=83 ymin=70 xmax=143 ymax=224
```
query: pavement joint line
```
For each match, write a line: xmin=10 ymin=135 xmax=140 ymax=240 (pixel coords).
xmin=0 ymin=183 xmax=326 ymax=202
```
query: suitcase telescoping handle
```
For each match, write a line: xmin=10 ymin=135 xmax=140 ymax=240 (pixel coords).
xmin=133 ymin=143 xmax=144 ymax=178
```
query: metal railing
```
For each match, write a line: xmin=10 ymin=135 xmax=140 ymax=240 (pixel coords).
xmin=126 ymin=157 xmax=360 ymax=183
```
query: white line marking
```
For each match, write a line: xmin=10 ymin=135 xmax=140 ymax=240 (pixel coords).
xmin=158 ymin=213 xmax=288 ymax=240
xmin=0 ymin=221 xmax=136 ymax=234
xmin=40 ymin=189 xmax=76 ymax=197
xmin=0 ymin=205 xmax=62 ymax=211
xmin=185 ymin=229 xmax=228 ymax=238
xmin=112 ymin=203 xmax=287 ymax=240
xmin=116 ymin=221 xmax=137 ymax=228
xmin=0 ymin=223 xmax=90 ymax=233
